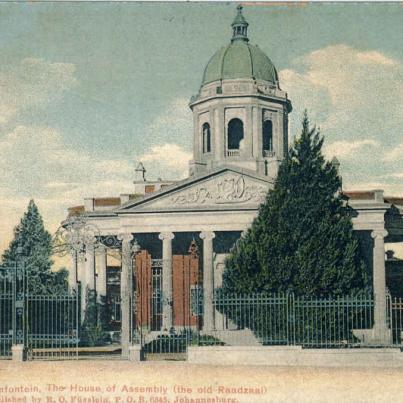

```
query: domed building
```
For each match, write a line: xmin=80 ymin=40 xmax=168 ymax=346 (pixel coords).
xmin=65 ymin=6 xmax=403 ymax=356
xmin=189 ymin=5 xmax=291 ymax=179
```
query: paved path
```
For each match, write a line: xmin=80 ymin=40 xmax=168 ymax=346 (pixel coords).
xmin=1 ymin=361 xmax=403 ymax=403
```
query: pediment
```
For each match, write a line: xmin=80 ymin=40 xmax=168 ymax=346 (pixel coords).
xmin=117 ymin=169 xmax=272 ymax=213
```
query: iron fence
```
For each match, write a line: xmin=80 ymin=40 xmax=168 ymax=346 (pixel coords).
xmin=390 ymin=296 xmax=403 ymax=345
xmin=0 ymin=263 xmax=79 ymax=360
xmin=0 ymin=268 xmax=13 ymax=358
xmin=137 ymin=291 xmax=396 ymax=357
xmin=292 ymin=294 xmax=374 ymax=347
xmin=210 ymin=292 xmax=388 ymax=348
xmin=26 ymin=292 xmax=79 ymax=360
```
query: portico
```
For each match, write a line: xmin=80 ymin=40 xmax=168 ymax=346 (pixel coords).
xmin=68 ymin=170 xmax=403 ymax=354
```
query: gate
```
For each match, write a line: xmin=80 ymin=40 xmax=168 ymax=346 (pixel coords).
xmin=133 ymin=248 xmax=200 ymax=360
xmin=0 ymin=266 xmax=13 ymax=358
xmin=391 ymin=296 xmax=403 ymax=345
xmin=26 ymin=292 xmax=79 ymax=360
xmin=0 ymin=262 xmax=79 ymax=360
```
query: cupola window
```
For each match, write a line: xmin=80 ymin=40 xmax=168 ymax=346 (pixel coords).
xmin=202 ymin=123 xmax=211 ymax=153
xmin=263 ymin=120 xmax=273 ymax=156
xmin=227 ymin=118 xmax=244 ymax=155
xmin=231 ymin=5 xmax=249 ymax=43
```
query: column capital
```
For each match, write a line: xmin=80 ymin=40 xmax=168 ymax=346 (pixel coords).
xmin=118 ymin=233 xmax=134 ymax=243
xmin=371 ymin=229 xmax=388 ymax=240
xmin=84 ymin=237 xmax=97 ymax=248
xmin=95 ymin=244 xmax=107 ymax=253
xmin=85 ymin=244 xmax=96 ymax=255
xmin=159 ymin=231 xmax=175 ymax=241
xmin=200 ymin=231 xmax=216 ymax=241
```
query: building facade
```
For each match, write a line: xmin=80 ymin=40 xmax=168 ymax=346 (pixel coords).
xmin=65 ymin=7 xmax=403 ymax=356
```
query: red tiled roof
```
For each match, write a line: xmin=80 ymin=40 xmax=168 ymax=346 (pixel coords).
xmin=67 ymin=205 xmax=85 ymax=217
xmin=93 ymin=197 xmax=121 ymax=207
xmin=343 ymin=191 xmax=375 ymax=200
xmin=385 ymin=197 xmax=403 ymax=206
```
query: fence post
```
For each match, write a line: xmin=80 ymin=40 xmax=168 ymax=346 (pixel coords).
xmin=11 ymin=344 xmax=25 ymax=362
xmin=12 ymin=252 xmax=27 ymax=361
xmin=287 ymin=293 xmax=295 ymax=346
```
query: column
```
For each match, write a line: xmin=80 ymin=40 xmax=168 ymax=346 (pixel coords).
xmin=69 ymin=251 xmax=78 ymax=291
xmin=77 ymin=254 xmax=87 ymax=322
xmin=200 ymin=231 xmax=215 ymax=332
xmin=96 ymin=246 xmax=107 ymax=301
xmin=193 ymin=111 xmax=200 ymax=160
xmin=83 ymin=244 xmax=96 ymax=323
xmin=159 ymin=232 xmax=175 ymax=330
xmin=119 ymin=233 xmax=134 ymax=359
xmin=243 ymin=105 xmax=252 ymax=157
xmin=85 ymin=244 xmax=96 ymax=290
xmin=371 ymin=229 xmax=390 ymax=343
xmin=216 ymin=106 xmax=224 ymax=159
xmin=252 ymin=106 xmax=258 ymax=158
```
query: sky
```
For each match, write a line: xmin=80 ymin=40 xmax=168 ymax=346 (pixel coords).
xmin=1 ymin=2 xmax=403 ymax=260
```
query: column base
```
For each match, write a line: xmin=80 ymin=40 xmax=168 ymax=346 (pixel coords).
xmin=353 ymin=327 xmax=392 ymax=345
xmin=129 ymin=345 xmax=142 ymax=362
xmin=12 ymin=344 xmax=25 ymax=362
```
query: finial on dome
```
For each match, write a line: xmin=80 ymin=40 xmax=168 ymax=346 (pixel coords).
xmin=231 ymin=4 xmax=249 ymax=42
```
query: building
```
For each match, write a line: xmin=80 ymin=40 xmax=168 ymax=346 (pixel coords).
xmin=65 ymin=6 xmax=403 ymax=356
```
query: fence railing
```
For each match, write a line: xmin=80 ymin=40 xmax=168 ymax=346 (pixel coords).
xmin=0 ymin=264 xmax=79 ymax=360
xmin=208 ymin=292 xmax=400 ymax=348
xmin=390 ymin=297 xmax=403 ymax=345
xmin=0 ymin=270 xmax=13 ymax=358
xmin=26 ymin=293 xmax=79 ymax=360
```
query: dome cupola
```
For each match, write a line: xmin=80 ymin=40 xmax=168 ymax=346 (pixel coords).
xmin=201 ymin=5 xmax=279 ymax=87
xmin=231 ymin=5 xmax=249 ymax=42
xmin=189 ymin=6 xmax=292 ymax=180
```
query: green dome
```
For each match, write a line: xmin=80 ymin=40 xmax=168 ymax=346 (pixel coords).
xmin=201 ymin=6 xmax=278 ymax=87
xmin=202 ymin=40 xmax=279 ymax=86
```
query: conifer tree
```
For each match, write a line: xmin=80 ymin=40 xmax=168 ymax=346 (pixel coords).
xmin=2 ymin=200 xmax=68 ymax=294
xmin=222 ymin=113 xmax=369 ymax=297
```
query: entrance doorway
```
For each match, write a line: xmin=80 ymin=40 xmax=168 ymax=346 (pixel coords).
xmin=133 ymin=242 xmax=201 ymax=360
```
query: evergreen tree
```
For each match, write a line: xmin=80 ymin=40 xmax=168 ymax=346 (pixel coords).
xmin=1 ymin=200 xmax=68 ymax=294
xmin=80 ymin=288 xmax=110 ymax=346
xmin=222 ymin=113 xmax=370 ymax=297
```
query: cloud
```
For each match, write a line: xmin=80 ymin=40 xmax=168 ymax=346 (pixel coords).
xmin=139 ymin=143 xmax=192 ymax=180
xmin=356 ymin=51 xmax=397 ymax=66
xmin=0 ymin=125 xmax=133 ymax=197
xmin=279 ymin=44 xmax=403 ymax=193
xmin=0 ymin=58 xmax=77 ymax=124
xmin=0 ymin=124 xmax=135 ymax=256
xmin=324 ymin=139 xmax=380 ymax=160
xmin=137 ymin=97 xmax=193 ymax=179
xmin=143 ymin=97 xmax=193 ymax=148
xmin=280 ymin=44 xmax=403 ymax=133
xmin=383 ymin=142 xmax=403 ymax=162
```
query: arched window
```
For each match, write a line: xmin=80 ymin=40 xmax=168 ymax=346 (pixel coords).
xmin=262 ymin=120 xmax=273 ymax=154
xmin=202 ymin=123 xmax=211 ymax=153
xmin=227 ymin=118 xmax=244 ymax=150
